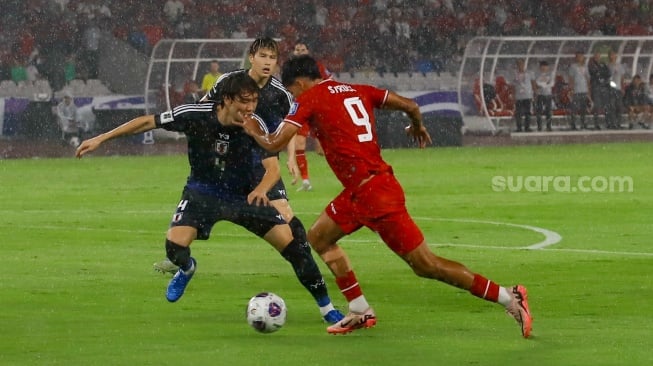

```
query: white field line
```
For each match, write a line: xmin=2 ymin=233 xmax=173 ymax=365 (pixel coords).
xmin=412 ymin=217 xmax=563 ymax=250
xmin=4 ymin=211 xmax=651 ymax=257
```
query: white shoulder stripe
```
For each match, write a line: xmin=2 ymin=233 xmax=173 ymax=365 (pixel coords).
xmin=251 ymin=114 xmax=269 ymax=134
xmin=215 ymin=69 xmax=243 ymax=84
xmin=270 ymin=77 xmax=293 ymax=104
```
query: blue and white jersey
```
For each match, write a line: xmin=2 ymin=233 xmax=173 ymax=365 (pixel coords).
xmin=155 ymin=102 xmax=273 ymax=199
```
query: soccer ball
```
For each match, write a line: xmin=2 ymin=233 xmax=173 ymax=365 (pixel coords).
xmin=246 ymin=292 xmax=287 ymax=333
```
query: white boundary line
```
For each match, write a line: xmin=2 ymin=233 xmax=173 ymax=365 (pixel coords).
xmin=5 ymin=212 xmax=652 ymax=257
xmin=413 ymin=217 xmax=563 ymax=250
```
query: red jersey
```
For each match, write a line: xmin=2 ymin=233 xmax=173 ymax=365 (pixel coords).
xmin=316 ymin=61 xmax=332 ymax=79
xmin=284 ymin=79 xmax=391 ymax=189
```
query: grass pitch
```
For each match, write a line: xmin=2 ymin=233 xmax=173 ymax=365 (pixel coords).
xmin=1 ymin=142 xmax=652 ymax=366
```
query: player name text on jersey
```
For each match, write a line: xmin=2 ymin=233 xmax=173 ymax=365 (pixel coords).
xmin=328 ymin=85 xmax=357 ymax=94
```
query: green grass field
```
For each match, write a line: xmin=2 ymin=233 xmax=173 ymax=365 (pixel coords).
xmin=1 ymin=142 xmax=651 ymax=366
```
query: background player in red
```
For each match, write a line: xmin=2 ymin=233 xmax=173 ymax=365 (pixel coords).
xmin=236 ymin=55 xmax=533 ymax=338
xmin=288 ymin=41 xmax=331 ymax=191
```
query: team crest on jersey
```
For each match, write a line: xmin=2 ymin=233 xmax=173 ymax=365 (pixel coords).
xmin=288 ymin=102 xmax=299 ymax=116
xmin=215 ymin=140 xmax=229 ymax=155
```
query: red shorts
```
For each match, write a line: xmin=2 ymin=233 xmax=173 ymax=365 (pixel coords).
xmin=325 ymin=173 xmax=424 ymax=256
xmin=297 ymin=123 xmax=310 ymax=137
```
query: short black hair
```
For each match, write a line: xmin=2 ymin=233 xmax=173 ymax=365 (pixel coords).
xmin=219 ymin=72 xmax=259 ymax=104
xmin=281 ymin=55 xmax=322 ymax=87
xmin=539 ymin=61 xmax=549 ymax=67
xmin=248 ymin=37 xmax=278 ymax=56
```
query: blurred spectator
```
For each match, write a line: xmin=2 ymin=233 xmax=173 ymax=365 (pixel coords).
xmin=183 ymin=80 xmax=200 ymax=104
xmin=599 ymin=8 xmax=618 ymax=35
xmin=53 ymin=0 xmax=70 ymax=12
xmin=56 ymin=91 xmax=82 ymax=147
xmin=80 ymin=20 xmax=101 ymax=79
xmin=4 ymin=0 xmax=653 ymax=87
xmin=164 ymin=0 xmax=184 ymax=23
xmin=568 ymin=51 xmax=591 ymax=130
xmin=200 ymin=60 xmax=222 ymax=95
xmin=64 ymin=54 xmax=77 ymax=84
xmin=607 ymin=50 xmax=626 ymax=129
xmin=127 ymin=24 xmax=149 ymax=53
xmin=293 ymin=41 xmax=331 ymax=78
xmin=142 ymin=19 xmax=166 ymax=50
xmin=10 ymin=56 xmax=27 ymax=83
xmin=623 ymin=74 xmax=651 ymax=129
xmin=552 ymin=74 xmax=572 ymax=112
xmin=174 ymin=12 xmax=194 ymax=38
xmin=534 ymin=61 xmax=554 ymax=131
xmin=512 ymin=59 xmax=536 ymax=132
xmin=495 ymin=75 xmax=514 ymax=114
xmin=314 ymin=2 xmax=328 ymax=29
xmin=617 ymin=8 xmax=649 ymax=35
xmin=648 ymin=74 xmax=653 ymax=105
xmin=230 ymin=23 xmax=249 ymax=39
xmin=0 ymin=45 xmax=11 ymax=81
xmin=588 ymin=51 xmax=611 ymax=129
xmin=76 ymin=0 xmax=112 ymax=21
xmin=473 ymin=77 xmax=509 ymax=117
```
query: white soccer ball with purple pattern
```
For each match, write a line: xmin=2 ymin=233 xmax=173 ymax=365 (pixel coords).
xmin=246 ymin=292 xmax=287 ymax=333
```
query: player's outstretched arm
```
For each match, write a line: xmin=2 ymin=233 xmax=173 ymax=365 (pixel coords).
xmin=383 ymin=92 xmax=432 ymax=148
xmin=235 ymin=114 xmax=298 ymax=153
xmin=75 ymin=115 xmax=156 ymax=158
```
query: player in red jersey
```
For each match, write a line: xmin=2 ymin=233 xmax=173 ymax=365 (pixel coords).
xmin=236 ymin=55 xmax=533 ymax=338
xmin=287 ymin=41 xmax=331 ymax=191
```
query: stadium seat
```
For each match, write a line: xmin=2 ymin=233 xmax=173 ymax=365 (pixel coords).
xmin=85 ymin=79 xmax=112 ymax=96
xmin=33 ymin=79 xmax=52 ymax=100
xmin=15 ymin=80 xmax=36 ymax=98
xmin=0 ymin=80 xmax=18 ymax=97
xmin=336 ymin=72 xmax=355 ymax=84
xmin=68 ymin=79 xmax=86 ymax=95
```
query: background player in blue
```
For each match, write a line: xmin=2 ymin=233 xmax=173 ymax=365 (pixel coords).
xmin=75 ymin=72 xmax=343 ymax=323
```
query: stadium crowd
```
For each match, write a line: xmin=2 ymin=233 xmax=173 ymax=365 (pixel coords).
xmin=2 ymin=0 xmax=653 ymax=90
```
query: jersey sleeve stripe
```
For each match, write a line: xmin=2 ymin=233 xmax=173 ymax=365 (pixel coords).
xmin=252 ymin=114 xmax=269 ymax=134
xmin=381 ymin=90 xmax=390 ymax=106
xmin=172 ymin=103 xmax=215 ymax=117
xmin=283 ymin=118 xmax=302 ymax=129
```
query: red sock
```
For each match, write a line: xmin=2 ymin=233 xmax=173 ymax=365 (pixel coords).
xmin=335 ymin=271 xmax=363 ymax=302
xmin=469 ymin=274 xmax=500 ymax=302
xmin=296 ymin=150 xmax=309 ymax=180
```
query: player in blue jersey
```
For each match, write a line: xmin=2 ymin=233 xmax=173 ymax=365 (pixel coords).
xmin=75 ymin=72 xmax=343 ymax=322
